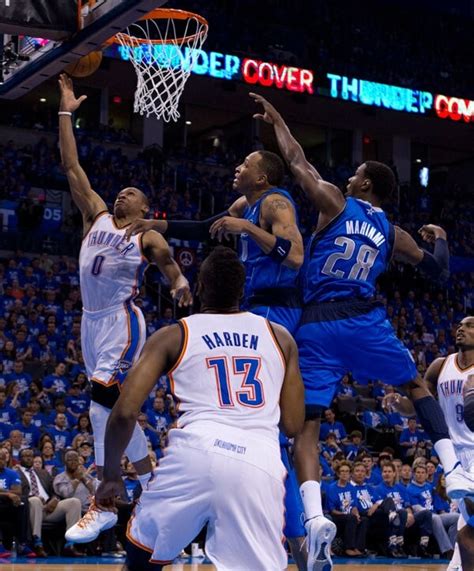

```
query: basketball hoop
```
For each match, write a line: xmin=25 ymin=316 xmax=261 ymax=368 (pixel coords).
xmin=108 ymin=9 xmax=208 ymax=122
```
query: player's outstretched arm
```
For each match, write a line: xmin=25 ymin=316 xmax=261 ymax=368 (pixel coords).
xmin=393 ymin=224 xmax=449 ymax=281
xmin=58 ymin=74 xmax=107 ymax=232
xmin=250 ymin=92 xmax=344 ymax=219
xmin=270 ymin=322 xmax=305 ymax=437
xmin=142 ymin=231 xmax=192 ymax=307
xmin=99 ymin=324 xmax=182 ymax=486
xmin=123 ymin=198 xmax=247 ymax=242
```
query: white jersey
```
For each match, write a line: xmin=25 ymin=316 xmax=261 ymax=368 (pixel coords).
xmin=79 ymin=212 xmax=147 ymax=312
xmin=438 ymin=353 xmax=474 ymax=460
xmin=170 ymin=312 xmax=286 ymax=444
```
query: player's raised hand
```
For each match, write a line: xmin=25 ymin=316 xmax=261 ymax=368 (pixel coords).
xmin=418 ymin=224 xmax=447 ymax=243
xmin=125 ymin=219 xmax=167 ymax=241
xmin=249 ymin=92 xmax=281 ymax=125
xmin=58 ymin=73 xmax=87 ymax=113
xmin=170 ymin=275 xmax=192 ymax=307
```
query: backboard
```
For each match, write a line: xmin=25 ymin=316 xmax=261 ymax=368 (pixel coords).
xmin=0 ymin=0 xmax=168 ymax=99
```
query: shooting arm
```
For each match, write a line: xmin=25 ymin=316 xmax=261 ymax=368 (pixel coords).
xmin=103 ymin=325 xmax=181 ymax=480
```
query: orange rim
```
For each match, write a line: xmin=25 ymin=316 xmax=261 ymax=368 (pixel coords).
xmin=105 ymin=8 xmax=208 ymax=46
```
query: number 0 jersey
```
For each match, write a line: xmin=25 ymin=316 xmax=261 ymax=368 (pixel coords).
xmin=302 ymin=197 xmax=395 ymax=304
xmin=437 ymin=353 xmax=474 ymax=452
xmin=79 ymin=212 xmax=148 ymax=312
xmin=170 ymin=312 xmax=286 ymax=443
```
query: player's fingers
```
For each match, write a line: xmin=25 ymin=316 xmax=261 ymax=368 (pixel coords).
xmin=78 ymin=95 xmax=88 ymax=104
xmin=253 ymin=113 xmax=265 ymax=120
xmin=249 ymin=92 xmax=262 ymax=101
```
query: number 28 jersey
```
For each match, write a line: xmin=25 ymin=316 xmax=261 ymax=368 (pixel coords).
xmin=301 ymin=197 xmax=395 ymax=304
xmin=170 ymin=312 xmax=286 ymax=443
xmin=79 ymin=212 xmax=148 ymax=312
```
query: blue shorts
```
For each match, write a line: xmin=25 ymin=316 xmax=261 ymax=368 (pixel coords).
xmin=250 ymin=305 xmax=302 ymax=336
xmin=296 ymin=304 xmax=417 ymax=408
xmin=280 ymin=442 xmax=305 ymax=538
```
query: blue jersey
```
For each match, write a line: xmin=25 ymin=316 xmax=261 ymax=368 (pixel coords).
xmin=375 ymin=482 xmax=410 ymax=511
xmin=302 ymin=198 xmax=395 ymax=304
xmin=240 ymin=189 xmax=299 ymax=302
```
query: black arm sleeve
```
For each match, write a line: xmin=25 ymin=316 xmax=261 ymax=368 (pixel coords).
xmin=418 ymin=238 xmax=450 ymax=281
xmin=165 ymin=211 xmax=230 ymax=242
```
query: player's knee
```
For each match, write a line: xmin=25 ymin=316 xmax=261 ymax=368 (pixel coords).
xmin=89 ymin=400 xmax=110 ymax=439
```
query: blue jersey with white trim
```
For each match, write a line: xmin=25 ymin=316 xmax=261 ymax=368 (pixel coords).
xmin=240 ymin=188 xmax=299 ymax=301
xmin=301 ymin=197 xmax=394 ymax=304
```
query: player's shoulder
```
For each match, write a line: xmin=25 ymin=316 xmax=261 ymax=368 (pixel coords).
xmin=426 ymin=356 xmax=449 ymax=381
xmin=261 ymin=189 xmax=294 ymax=210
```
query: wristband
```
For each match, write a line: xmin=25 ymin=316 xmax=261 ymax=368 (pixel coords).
xmin=268 ymin=237 xmax=291 ymax=263
xmin=58 ymin=111 xmax=72 ymax=116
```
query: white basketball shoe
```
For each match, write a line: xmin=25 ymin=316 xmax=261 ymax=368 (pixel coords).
xmin=446 ymin=462 xmax=474 ymax=500
xmin=65 ymin=501 xmax=118 ymax=543
xmin=305 ymin=515 xmax=337 ymax=571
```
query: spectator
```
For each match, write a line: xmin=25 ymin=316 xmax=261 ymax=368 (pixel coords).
xmin=47 ymin=413 xmax=73 ymax=451
xmin=15 ymin=448 xmax=82 ymax=558
xmin=326 ymin=460 xmax=368 ymax=557
xmin=53 ymin=449 xmax=98 ymax=512
xmin=344 ymin=431 xmax=368 ymax=462
xmin=43 ymin=363 xmax=69 ymax=397
xmin=137 ymin=413 xmax=160 ymax=452
xmin=71 ymin=413 xmax=93 ymax=441
xmin=12 ymin=409 xmax=41 ymax=448
xmin=358 ymin=453 xmax=382 ymax=486
xmin=400 ymin=464 xmax=413 ymax=487
xmin=0 ymin=449 xmax=35 ymax=557
xmin=9 ymin=429 xmax=25 ymax=465
xmin=40 ymin=441 xmax=62 ymax=477
xmin=407 ymin=465 xmax=456 ymax=557
xmin=320 ymin=408 xmax=347 ymax=443
xmin=146 ymin=396 xmax=173 ymax=434
xmin=0 ymin=388 xmax=17 ymax=424
xmin=433 ymin=474 xmax=459 ymax=555
xmin=399 ymin=418 xmax=429 ymax=461
xmin=352 ymin=461 xmax=403 ymax=558
xmin=376 ymin=461 xmax=432 ymax=558
xmin=66 ymin=384 xmax=90 ymax=420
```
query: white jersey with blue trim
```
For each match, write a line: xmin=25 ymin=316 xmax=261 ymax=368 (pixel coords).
xmin=79 ymin=212 xmax=147 ymax=312
xmin=170 ymin=312 xmax=286 ymax=444
xmin=437 ymin=353 xmax=474 ymax=458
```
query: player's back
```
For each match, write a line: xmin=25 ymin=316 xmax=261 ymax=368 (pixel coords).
xmin=302 ymin=197 xmax=394 ymax=304
xmin=170 ymin=312 xmax=286 ymax=444
xmin=79 ymin=213 xmax=147 ymax=312
xmin=437 ymin=353 xmax=474 ymax=453
xmin=240 ymin=188 xmax=299 ymax=302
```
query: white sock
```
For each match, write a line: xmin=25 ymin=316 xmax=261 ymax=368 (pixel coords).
xmin=137 ymin=473 xmax=152 ymax=489
xmin=300 ymin=480 xmax=323 ymax=520
xmin=434 ymin=439 xmax=460 ymax=473
xmin=450 ymin=542 xmax=462 ymax=569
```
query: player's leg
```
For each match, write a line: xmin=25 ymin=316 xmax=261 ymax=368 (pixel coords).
xmin=294 ymin=320 xmax=342 ymax=570
xmin=449 ymin=510 xmax=466 ymax=571
xmin=127 ymin=436 xmax=211 ymax=565
xmin=347 ymin=306 xmax=470 ymax=497
xmin=281 ymin=442 xmax=307 ymax=571
xmin=252 ymin=305 xmax=308 ymax=569
xmin=206 ymin=448 xmax=287 ymax=571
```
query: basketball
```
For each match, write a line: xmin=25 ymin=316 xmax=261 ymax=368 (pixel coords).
xmin=64 ymin=50 xmax=103 ymax=78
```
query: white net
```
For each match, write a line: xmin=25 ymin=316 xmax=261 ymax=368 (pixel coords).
xmin=115 ymin=10 xmax=208 ymax=122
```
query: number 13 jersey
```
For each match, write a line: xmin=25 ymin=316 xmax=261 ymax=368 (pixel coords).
xmin=170 ymin=312 xmax=286 ymax=444
xmin=79 ymin=212 xmax=148 ymax=312
xmin=302 ymin=197 xmax=395 ymax=304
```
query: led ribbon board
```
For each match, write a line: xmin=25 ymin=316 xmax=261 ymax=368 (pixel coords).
xmin=108 ymin=44 xmax=473 ymax=124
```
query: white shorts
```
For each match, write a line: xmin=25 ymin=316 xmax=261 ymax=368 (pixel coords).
xmin=127 ymin=423 xmax=287 ymax=570
xmin=82 ymin=301 xmax=145 ymax=387
xmin=455 ymin=446 xmax=474 ymax=474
